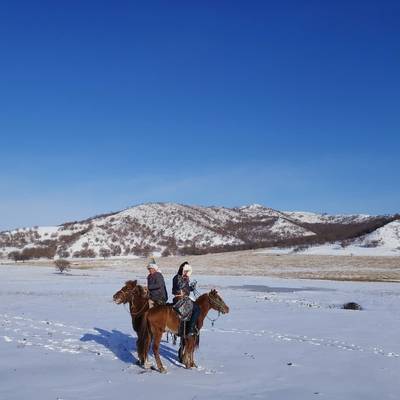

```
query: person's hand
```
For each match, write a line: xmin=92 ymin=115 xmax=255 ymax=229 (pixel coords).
xmin=189 ymin=280 xmax=197 ymax=290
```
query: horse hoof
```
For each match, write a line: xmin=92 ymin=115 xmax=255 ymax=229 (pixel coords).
xmin=159 ymin=367 xmax=167 ymax=374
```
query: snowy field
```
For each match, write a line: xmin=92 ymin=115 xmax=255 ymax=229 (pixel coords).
xmin=1 ymin=265 xmax=400 ymax=400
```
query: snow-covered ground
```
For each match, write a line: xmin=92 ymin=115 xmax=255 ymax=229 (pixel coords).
xmin=258 ymin=244 xmax=400 ymax=256
xmin=1 ymin=265 xmax=400 ymax=399
xmin=300 ymin=243 xmax=400 ymax=256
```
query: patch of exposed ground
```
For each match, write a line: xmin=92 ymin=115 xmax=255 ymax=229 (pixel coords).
xmin=2 ymin=250 xmax=399 ymax=282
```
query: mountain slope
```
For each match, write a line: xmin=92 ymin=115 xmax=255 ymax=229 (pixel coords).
xmin=0 ymin=203 xmax=397 ymax=260
xmin=355 ymin=220 xmax=400 ymax=250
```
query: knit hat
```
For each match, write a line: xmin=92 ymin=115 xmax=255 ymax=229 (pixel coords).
xmin=182 ymin=264 xmax=192 ymax=277
xmin=147 ymin=257 xmax=159 ymax=271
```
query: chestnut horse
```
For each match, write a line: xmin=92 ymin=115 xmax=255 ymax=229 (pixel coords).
xmin=113 ymin=280 xmax=149 ymax=345
xmin=137 ymin=289 xmax=229 ymax=372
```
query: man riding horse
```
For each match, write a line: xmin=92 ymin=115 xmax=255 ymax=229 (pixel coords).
xmin=146 ymin=259 xmax=168 ymax=307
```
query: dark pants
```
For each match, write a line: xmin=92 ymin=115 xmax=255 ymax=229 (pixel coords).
xmin=188 ymin=302 xmax=200 ymax=334
xmin=152 ymin=298 xmax=166 ymax=307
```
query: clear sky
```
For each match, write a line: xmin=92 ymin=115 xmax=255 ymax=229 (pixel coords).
xmin=1 ymin=1 xmax=399 ymax=230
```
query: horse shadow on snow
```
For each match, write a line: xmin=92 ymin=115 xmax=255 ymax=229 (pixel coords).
xmin=80 ymin=328 xmax=179 ymax=366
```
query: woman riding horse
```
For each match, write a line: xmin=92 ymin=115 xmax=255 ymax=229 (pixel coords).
xmin=172 ymin=261 xmax=200 ymax=336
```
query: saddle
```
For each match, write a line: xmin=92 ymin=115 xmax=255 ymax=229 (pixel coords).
xmin=172 ymin=297 xmax=194 ymax=337
xmin=173 ymin=297 xmax=193 ymax=321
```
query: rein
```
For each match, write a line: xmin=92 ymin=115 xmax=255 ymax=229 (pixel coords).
xmin=130 ymin=300 xmax=149 ymax=316
xmin=206 ymin=312 xmax=221 ymax=327
xmin=120 ymin=288 xmax=149 ymax=317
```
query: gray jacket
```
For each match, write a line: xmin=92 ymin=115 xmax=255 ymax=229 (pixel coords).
xmin=147 ymin=271 xmax=168 ymax=303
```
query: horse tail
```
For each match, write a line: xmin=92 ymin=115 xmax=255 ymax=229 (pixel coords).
xmin=137 ymin=311 xmax=152 ymax=364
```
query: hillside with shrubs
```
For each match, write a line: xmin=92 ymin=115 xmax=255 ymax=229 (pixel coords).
xmin=0 ymin=203 xmax=398 ymax=261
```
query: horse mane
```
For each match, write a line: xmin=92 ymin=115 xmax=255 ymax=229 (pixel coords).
xmin=123 ymin=280 xmax=148 ymax=298
xmin=195 ymin=292 xmax=209 ymax=302
xmin=125 ymin=280 xmax=137 ymax=288
xmin=195 ymin=291 xmax=219 ymax=305
xmin=136 ymin=285 xmax=147 ymax=298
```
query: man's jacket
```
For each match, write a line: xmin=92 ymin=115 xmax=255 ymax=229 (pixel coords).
xmin=147 ymin=271 xmax=168 ymax=303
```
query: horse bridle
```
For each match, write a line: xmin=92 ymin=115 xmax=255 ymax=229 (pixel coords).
xmin=192 ymin=288 xmax=226 ymax=327
xmin=120 ymin=286 xmax=149 ymax=316
xmin=208 ymin=293 xmax=227 ymax=313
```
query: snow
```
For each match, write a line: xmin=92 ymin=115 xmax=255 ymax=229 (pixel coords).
xmin=285 ymin=211 xmax=372 ymax=224
xmin=1 ymin=265 xmax=400 ymax=399
xmin=269 ymin=217 xmax=315 ymax=237
xmin=258 ymin=243 xmax=400 ymax=256
xmin=301 ymin=243 xmax=400 ymax=256
xmin=257 ymin=222 xmax=400 ymax=257
xmin=35 ymin=226 xmax=60 ymax=236
xmin=265 ymin=221 xmax=400 ymax=257
xmin=356 ymin=220 xmax=400 ymax=249
xmin=256 ymin=247 xmax=295 ymax=255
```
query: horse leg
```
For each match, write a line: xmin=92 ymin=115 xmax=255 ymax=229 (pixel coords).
xmin=188 ymin=336 xmax=196 ymax=368
xmin=190 ymin=349 xmax=197 ymax=369
xmin=138 ymin=343 xmax=152 ymax=369
xmin=190 ymin=335 xmax=199 ymax=368
xmin=137 ymin=320 xmax=152 ymax=368
xmin=178 ymin=336 xmax=184 ymax=363
xmin=181 ymin=337 xmax=193 ymax=369
xmin=181 ymin=336 xmax=197 ymax=369
xmin=152 ymin=330 xmax=166 ymax=373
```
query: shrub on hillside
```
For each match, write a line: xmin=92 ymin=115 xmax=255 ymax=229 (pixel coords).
xmin=161 ymin=248 xmax=171 ymax=257
xmin=72 ymin=248 xmax=96 ymax=258
xmin=8 ymin=251 xmax=24 ymax=262
xmin=20 ymin=245 xmax=57 ymax=260
xmin=110 ymin=245 xmax=121 ymax=256
xmin=360 ymin=240 xmax=381 ymax=248
xmin=99 ymin=248 xmax=111 ymax=259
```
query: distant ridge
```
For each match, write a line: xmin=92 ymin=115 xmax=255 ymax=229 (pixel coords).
xmin=0 ymin=202 xmax=398 ymax=260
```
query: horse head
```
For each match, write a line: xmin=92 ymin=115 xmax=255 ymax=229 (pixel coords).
xmin=113 ymin=280 xmax=143 ymax=304
xmin=208 ymin=289 xmax=230 ymax=314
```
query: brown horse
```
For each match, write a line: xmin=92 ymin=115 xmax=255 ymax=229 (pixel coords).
xmin=137 ymin=289 xmax=229 ymax=372
xmin=113 ymin=280 xmax=149 ymax=343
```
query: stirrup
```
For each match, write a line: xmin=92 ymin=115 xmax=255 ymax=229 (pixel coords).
xmin=187 ymin=327 xmax=198 ymax=337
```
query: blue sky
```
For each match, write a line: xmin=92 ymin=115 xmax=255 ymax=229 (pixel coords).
xmin=1 ymin=1 xmax=399 ymax=230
